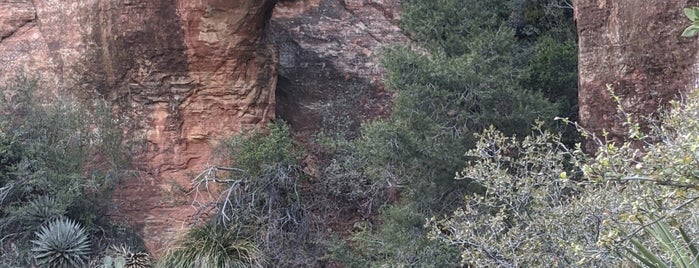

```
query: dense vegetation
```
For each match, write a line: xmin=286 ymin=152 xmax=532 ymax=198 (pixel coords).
xmin=320 ymin=0 xmax=580 ymax=265
xmin=0 ymin=77 xmax=145 ymax=267
xmin=427 ymin=89 xmax=699 ymax=267
xmin=3 ymin=1 xmax=699 ymax=267
xmin=172 ymin=0 xmax=581 ymax=266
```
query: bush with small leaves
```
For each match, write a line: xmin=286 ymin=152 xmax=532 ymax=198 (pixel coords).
xmin=429 ymin=89 xmax=699 ymax=267
xmin=31 ymin=218 xmax=91 ymax=268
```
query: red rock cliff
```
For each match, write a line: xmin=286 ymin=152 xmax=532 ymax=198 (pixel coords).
xmin=0 ymin=0 xmax=277 ymax=254
xmin=576 ymin=0 xmax=699 ymax=150
xmin=0 ymin=0 xmax=406 ymax=254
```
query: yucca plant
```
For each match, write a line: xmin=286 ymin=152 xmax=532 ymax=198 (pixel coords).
xmin=625 ymin=219 xmax=699 ymax=268
xmin=31 ymin=218 xmax=91 ymax=268
xmin=157 ymin=222 xmax=265 ymax=268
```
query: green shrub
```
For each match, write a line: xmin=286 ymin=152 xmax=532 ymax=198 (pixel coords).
xmin=429 ymin=89 xmax=699 ymax=266
xmin=157 ymin=223 xmax=264 ymax=268
xmin=626 ymin=219 xmax=699 ymax=268
xmin=0 ymin=77 xmax=126 ymax=229
xmin=520 ymin=36 xmax=578 ymax=118
xmin=320 ymin=0 xmax=578 ymax=266
xmin=225 ymin=121 xmax=301 ymax=179
xmin=0 ymin=76 xmax=137 ymax=265
xmin=332 ymin=203 xmax=461 ymax=267
xmin=401 ymin=0 xmax=509 ymax=56
xmin=31 ymin=218 xmax=91 ymax=268
xmin=183 ymin=121 xmax=322 ymax=265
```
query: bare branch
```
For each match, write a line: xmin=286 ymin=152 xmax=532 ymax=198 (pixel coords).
xmin=607 ymin=176 xmax=699 ymax=189
xmin=189 ymin=165 xmax=248 ymax=223
xmin=549 ymin=0 xmax=574 ymax=10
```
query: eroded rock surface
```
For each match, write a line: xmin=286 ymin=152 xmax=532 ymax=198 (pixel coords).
xmin=272 ymin=0 xmax=405 ymax=136
xmin=576 ymin=0 xmax=699 ymax=150
xmin=1 ymin=0 xmax=403 ymax=255
xmin=0 ymin=0 xmax=277 ymax=254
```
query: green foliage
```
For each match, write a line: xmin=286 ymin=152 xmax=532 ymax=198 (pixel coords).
xmin=0 ymin=77 xmax=128 ymax=229
xmin=31 ymin=218 xmax=91 ymax=268
xmin=401 ymin=0 xmax=509 ymax=56
xmin=20 ymin=196 xmax=67 ymax=233
xmin=320 ymin=0 xmax=578 ymax=266
xmin=626 ymin=219 xmax=699 ymax=268
xmin=0 ymin=76 xmax=138 ymax=265
xmin=332 ymin=204 xmax=460 ymax=267
xmin=429 ymin=90 xmax=699 ymax=266
xmin=520 ymin=36 xmax=578 ymax=116
xmin=157 ymin=223 xmax=264 ymax=268
xmin=185 ymin=121 xmax=321 ymax=266
xmin=585 ymin=89 xmax=699 ymax=189
xmin=509 ymin=0 xmax=577 ymax=40
xmin=682 ymin=7 xmax=699 ymax=37
xmin=426 ymin=126 xmax=593 ymax=267
xmin=226 ymin=121 xmax=301 ymax=179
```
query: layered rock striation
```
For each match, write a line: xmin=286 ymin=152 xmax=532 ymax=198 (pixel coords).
xmin=0 ymin=0 xmax=277 ymax=253
xmin=0 ymin=0 xmax=406 ymax=254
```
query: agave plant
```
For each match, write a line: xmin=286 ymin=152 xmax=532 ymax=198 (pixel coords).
xmin=625 ymin=219 xmax=699 ymax=268
xmin=22 ymin=195 xmax=67 ymax=232
xmin=31 ymin=218 xmax=91 ymax=268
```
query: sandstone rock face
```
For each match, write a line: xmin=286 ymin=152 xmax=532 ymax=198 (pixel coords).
xmin=0 ymin=0 xmax=277 ymax=254
xmin=1 ymin=0 xmax=403 ymax=255
xmin=576 ymin=0 xmax=699 ymax=150
xmin=271 ymin=0 xmax=405 ymax=136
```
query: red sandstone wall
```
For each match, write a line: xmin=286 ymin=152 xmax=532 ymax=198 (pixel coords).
xmin=0 ymin=0 xmax=277 ymax=254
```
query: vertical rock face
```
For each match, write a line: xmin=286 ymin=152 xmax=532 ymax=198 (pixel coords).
xmin=576 ymin=0 xmax=699 ymax=150
xmin=3 ymin=0 xmax=402 ymax=255
xmin=271 ymin=0 xmax=406 ymax=136
xmin=0 ymin=0 xmax=277 ymax=254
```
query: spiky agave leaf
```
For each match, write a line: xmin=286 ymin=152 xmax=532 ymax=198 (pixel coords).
xmin=31 ymin=218 xmax=91 ymax=268
xmin=22 ymin=195 xmax=67 ymax=232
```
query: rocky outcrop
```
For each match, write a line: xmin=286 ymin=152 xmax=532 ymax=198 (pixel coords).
xmin=576 ymin=0 xmax=699 ymax=150
xmin=0 ymin=0 xmax=405 ymax=255
xmin=0 ymin=0 xmax=277 ymax=254
xmin=272 ymin=0 xmax=405 ymax=137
